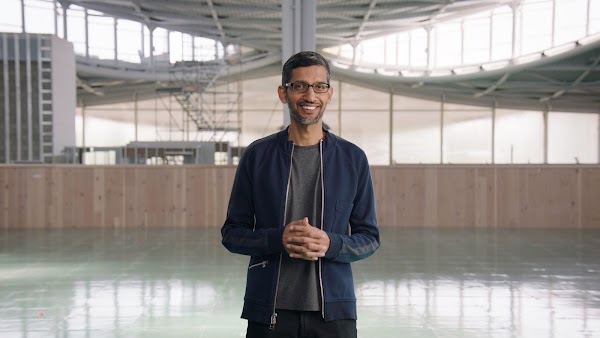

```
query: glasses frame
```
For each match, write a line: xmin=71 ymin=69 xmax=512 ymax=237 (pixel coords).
xmin=283 ymin=81 xmax=331 ymax=93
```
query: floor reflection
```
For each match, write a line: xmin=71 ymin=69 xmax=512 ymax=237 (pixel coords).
xmin=0 ymin=227 xmax=599 ymax=337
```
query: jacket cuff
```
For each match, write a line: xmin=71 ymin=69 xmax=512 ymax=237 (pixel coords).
xmin=325 ymin=232 xmax=342 ymax=260
xmin=267 ymin=227 xmax=286 ymax=254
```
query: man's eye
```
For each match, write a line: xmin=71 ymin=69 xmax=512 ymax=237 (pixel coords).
xmin=293 ymin=83 xmax=307 ymax=90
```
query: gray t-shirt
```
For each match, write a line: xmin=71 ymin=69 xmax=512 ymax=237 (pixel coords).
xmin=276 ymin=143 xmax=322 ymax=311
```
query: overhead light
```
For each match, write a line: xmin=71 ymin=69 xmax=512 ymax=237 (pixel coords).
xmin=429 ymin=69 xmax=452 ymax=77
xmin=402 ymin=70 xmax=426 ymax=77
xmin=513 ymin=52 xmax=542 ymax=65
xmin=376 ymin=68 xmax=399 ymax=76
xmin=354 ymin=67 xmax=374 ymax=73
xmin=481 ymin=60 xmax=510 ymax=71
xmin=577 ymin=33 xmax=600 ymax=46
xmin=543 ymin=42 xmax=576 ymax=57
xmin=452 ymin=65 xmax=481 ymax=75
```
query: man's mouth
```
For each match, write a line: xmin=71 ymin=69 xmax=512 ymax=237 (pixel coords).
xmin=299 ymin=104 xmax=318 ymax=112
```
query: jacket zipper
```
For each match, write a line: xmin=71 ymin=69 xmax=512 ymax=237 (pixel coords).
xmin=270 ymin=143 xmax=295 ymax=330
xmin=248 ymin=260 xmax=268 ymax=269
xmin=318 ymin=139 xmax=325 ymax=320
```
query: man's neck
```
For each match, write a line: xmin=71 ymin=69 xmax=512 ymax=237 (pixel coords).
xmin=288 ymin=121 xmax=324 ymax=146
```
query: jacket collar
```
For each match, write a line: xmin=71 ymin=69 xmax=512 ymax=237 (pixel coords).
xmin=276 ymin=126 xmax=336 ymax=156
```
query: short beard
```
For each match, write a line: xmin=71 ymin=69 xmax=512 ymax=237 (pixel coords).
xmin=288 ymin=101 xmax=323 ymax=126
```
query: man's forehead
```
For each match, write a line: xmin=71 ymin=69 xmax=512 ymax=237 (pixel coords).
xmin=290 ymin=65 xmax=328 ymax=79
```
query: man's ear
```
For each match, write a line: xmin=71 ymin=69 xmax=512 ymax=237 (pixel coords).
xmin=278 ymin=86 xmax=287 ymax=104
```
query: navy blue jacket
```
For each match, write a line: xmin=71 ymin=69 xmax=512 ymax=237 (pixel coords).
xmin=221 ymin=127 xmax=380 ymax=326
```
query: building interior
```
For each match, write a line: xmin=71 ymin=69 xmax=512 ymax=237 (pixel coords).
xmin=1 ymin=0 xmax=600 ymax=337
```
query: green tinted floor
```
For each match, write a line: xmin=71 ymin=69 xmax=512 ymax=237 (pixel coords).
xmin=1 ymin=227 xmax=599 ymax=337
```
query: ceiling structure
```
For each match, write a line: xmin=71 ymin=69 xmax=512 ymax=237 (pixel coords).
xmin=69 ymin=0 xmax=600 ymax=113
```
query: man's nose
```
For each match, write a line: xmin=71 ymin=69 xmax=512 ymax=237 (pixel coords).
xmin=303 ymin=86 xmax=317 ymax=100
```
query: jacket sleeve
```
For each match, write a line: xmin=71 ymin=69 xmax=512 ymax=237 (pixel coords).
xmin=221 ymin=154 xmax=285 ymax=257
xmin=324 ymin=152 xmax=380 ymax=263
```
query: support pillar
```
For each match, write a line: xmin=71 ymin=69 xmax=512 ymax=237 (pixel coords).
xmin=281 ymin=0 xmax=316 ymax=126
xmin=543 ymin=109 xmax=548 ymax=164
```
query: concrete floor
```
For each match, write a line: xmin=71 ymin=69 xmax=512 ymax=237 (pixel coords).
xmin=0 ymin=227 xmax=599 ymax=337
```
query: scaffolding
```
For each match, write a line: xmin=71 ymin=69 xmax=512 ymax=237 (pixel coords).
xmin=156 ymin=44 xmax=243 ymax=154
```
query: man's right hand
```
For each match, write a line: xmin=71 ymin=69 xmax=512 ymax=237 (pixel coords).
xmin=282 ymin=217 xmax=330 ymax=261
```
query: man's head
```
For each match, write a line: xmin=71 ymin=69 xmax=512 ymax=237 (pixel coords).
xmin=282 ymin=51 xmax=331 ymax=86
xmin=279 ymin=51 xmax=333 ymax=126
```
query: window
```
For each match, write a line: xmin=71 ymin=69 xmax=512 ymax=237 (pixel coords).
xmin=520 ymin=0 xmax=553 ymax=54
xmin=554 ymin=0 xmax=588 ymax=45
xmin=0 ymin=0 xmax=22 ymax=33
xmin=495 ymin=110 xmax=544 ymax=163
xmin=491 ymin=6 xmax=512 ymax=60
xmin=463 ymin=12 xmax=491 ymax=64
xmin=88 ymin=13 xmax=115 ymax=60
xmin=117 ymin=19 xmax=142 ymax=63
xmin=443 ymin=107 xmax=492 ymax=163
xmin=24 ymin=0 xmax=55 ymax=34
xmin=434 ymin=22 xmax=461 ymax=67
xmin=409 ymin=28 xmax=427 ymax=68
xmin=548 ymin=112 xmax=599 ymax=163
xmin=66 ymin=6 xmax=86 ymax=55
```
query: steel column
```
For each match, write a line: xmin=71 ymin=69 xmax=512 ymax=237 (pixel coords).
xmin=281 ymin=0 xmax=316 ymax=126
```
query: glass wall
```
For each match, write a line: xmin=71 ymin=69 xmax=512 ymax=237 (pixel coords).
xmin=0 ymin=0 xmax=22 ymax=33
xmin=76 ymin=77 xmax=600 ymax=165
xmin=392 ymin=94 xmax=441 ymax=164
xmin=23 ymin=0 xmax=55 ymax=34
xmin=1 ymin=0 xmax=598 ymax=165
xmin=494 ymin=110 xmax=544 ymax=164
xmin=326 ymin=0 xmax=600 ymax=71
xmin=443 ymin=107 xmax=492 ymax=164
xmin=548 ymin=112 xmax=599 ymax=163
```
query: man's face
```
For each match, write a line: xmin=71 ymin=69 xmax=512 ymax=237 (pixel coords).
xmin=278 ymin=65 xmax=333 ymax=126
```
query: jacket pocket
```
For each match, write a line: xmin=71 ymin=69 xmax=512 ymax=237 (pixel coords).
xmin=323 ymin=261 xmax=356 ymax=302
xmin=245 ymin=257 xmax=275 ymax=305
xmin=332 ymin=200 xmax=354 ymax=231
xmin=248 ymin=260 xmax=268 ymax=270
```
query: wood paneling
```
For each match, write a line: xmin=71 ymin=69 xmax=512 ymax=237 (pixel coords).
xmin=0 ymin=165 xmax=599 ymax=228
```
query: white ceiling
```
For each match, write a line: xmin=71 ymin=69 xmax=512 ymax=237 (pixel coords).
xmin=70 ymin=0 xmax=600 ymax=113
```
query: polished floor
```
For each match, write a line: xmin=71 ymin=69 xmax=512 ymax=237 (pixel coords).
xmin=0 ymin=227 xmax=599 ymax=338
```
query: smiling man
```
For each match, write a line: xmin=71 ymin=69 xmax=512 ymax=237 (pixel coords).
xmin=221 ymin=51 xmax=380 ymax=338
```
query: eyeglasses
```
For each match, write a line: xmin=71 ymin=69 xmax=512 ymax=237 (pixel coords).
xmin=283 ymin=81 xmax=331 ymax=93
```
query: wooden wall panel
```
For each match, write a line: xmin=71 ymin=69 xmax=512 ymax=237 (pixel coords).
xmin=582 ymin=168 xmax=600 ymax=227
xmin=0 ymin=165 xmax=598 ymax=229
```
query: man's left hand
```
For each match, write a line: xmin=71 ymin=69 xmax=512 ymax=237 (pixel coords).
xmin=284 ymin=217 xmax=330 ymax=261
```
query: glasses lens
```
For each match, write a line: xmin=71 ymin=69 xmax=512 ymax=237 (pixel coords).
xmin=314 ymin=83 xmax=329 ymax=93
xmin=292 ymin=82 xmax=308 ymax=92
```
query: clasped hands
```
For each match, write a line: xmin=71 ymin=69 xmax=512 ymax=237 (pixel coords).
xmin=283 ymin=217 xmax=330 ymax=261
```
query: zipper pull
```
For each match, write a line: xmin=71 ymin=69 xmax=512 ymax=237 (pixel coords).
xmin=269 ymin=313 xmax=277 ymax=330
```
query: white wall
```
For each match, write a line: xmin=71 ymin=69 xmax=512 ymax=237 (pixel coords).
xmin=51 ymin=35 xmax=76 ymax=155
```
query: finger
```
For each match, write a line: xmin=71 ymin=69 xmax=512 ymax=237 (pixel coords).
xmin=287 ymin=219 xmax=306 ymax=232
xmin=286 ymin=243 xmax=308 ymax=255
xmin=304 ymin=242 xmax=328 ymax=253
xmin=287 ymin=236 xmax=321 ymax=245
xmin=289 ymin=249 xmax=325 ymax=260
xmin=287 ymin=242 xmax=326 ymax=257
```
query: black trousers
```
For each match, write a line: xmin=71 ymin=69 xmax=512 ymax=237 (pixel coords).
xmin=246 ymin=309 xmax=357 ymax=338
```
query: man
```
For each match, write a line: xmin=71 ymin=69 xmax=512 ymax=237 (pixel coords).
xmin=221 ymin=51 xmax=380 ymax=338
